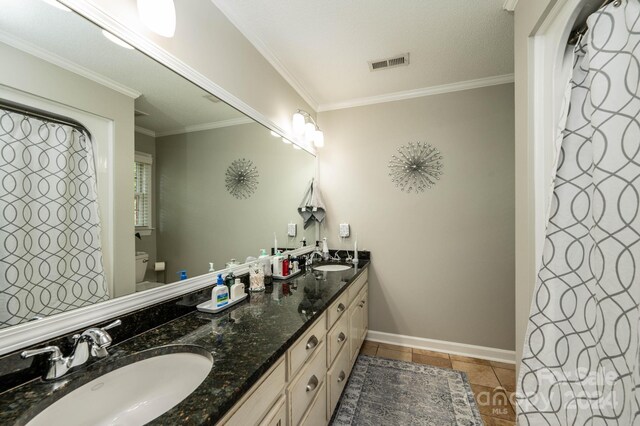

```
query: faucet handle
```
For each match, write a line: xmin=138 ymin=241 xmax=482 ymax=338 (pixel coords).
xmin=21 ymin=346 xmax=63 ymax=361
xmin=102 ymin=319 xmax=122 ymax=331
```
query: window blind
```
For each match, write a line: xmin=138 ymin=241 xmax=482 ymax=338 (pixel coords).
xmin=134 ymin=152 xmax=152 ymax=228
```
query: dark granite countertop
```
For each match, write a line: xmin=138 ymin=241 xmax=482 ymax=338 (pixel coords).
xmin=0 ymin=261 xmax=369 ymax=425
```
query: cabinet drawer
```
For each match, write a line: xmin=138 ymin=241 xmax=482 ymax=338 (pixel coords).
xmin=328 ymin=344 xmax=351 ymax=419
xmin=327 ymin=312 xmax=349 ymax=367
xmin=326 ymin=291 xmax=348 ymax=331
xmin=300 ymin=381 xmax=326 ymax=426
xmin=288 ymin=341 xmax=327 ymax=426
xmin=289 ymin=313 xmax=326 ymax=378
xmin=224 ymin=358 xmax=286 ymax=426
xmin=259 ymin=395 xmax=286 ymax=426
xmin=347 ymin=269 xmax=368 ymax=306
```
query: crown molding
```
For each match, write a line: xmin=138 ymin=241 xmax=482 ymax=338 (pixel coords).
xmin=156 ymin=117 xmax=254 ymax=137
xmin=317 ymin=74 xmax=515 ymax=112
xmin=210 ymin=0 xmax=319 ymax=111
xmin=0 ymin=30 xmax=141 ymax=99
xmin=503 ymin=0 xmax=519 ymax=12
xmin=134 ymin=126 xmax=156 ymax=137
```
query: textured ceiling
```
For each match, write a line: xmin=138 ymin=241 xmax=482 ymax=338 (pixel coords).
xmin=212 ymin=0 xmax=514 ymax=109
xmin=0 ymin=0 xmax=245 ymax=133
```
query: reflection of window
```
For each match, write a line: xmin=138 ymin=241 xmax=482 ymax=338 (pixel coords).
xmin=134 ymin=152 xmax=152 ymax=231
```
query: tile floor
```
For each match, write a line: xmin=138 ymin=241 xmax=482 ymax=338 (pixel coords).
xmin=361 ymin=341 xmax=516 ymax=425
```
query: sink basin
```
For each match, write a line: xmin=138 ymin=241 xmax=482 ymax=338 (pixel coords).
xmin=314 ymin=264 xmax=352 ymax=272
xmin=27 ymin=348 xmax=213 ymax=426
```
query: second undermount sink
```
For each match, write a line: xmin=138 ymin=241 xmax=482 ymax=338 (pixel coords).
xmin=314 ymin=264 xmax=352 ymax=272
xmin=27 ymin=348 xmax=213 ymax=426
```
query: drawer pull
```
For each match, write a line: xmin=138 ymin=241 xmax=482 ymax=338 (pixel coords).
xmin=337 ymin=303 xmax=346 ymax=313
xmin=306 ymin=374 xmax=319 ymax=392
xmin=337 ymin=332 xmax=346 ymax=343
xmin=359 ymin=301 xmax=365 ymax=307
xmin=306 ymin=335 xmax=319 ymax=350
xmin=337 ymin=371 xmax=346 ymax=383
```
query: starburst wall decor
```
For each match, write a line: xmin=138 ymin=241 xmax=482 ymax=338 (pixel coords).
xmin=225 ymin=158 xmax=259 ymax=199
xmin=388 ymin=142 xmax=444 ymax=193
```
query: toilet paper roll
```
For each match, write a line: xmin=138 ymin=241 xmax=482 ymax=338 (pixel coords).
xmin=154 ymin=262 xmax=166 ymax=272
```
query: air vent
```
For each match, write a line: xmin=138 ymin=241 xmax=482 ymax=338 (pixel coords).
xmin=134 ymin=109 xmax=149 ymax=117
xmin=368 ymin=53 xmax=410 ymax=72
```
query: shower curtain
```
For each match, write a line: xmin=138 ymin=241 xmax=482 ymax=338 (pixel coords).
xmin=0 ymin=108 xmax=108 ymax=328
xmin=518 ymin=2 xmax=640 ymax=424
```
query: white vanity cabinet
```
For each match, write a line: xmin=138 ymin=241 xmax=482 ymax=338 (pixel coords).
xmin=217 ymin=268 xmax=368 ymax=426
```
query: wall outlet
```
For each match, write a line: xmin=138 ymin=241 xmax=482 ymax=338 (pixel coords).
xmin=339 ymin=223 xmax=350 ymax=238
xmin=287 ymin=223 xmax=297 ymax=237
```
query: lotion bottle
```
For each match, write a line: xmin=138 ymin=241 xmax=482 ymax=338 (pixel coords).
xmin=231 ymin=278 xmax=245 ymax=300
xmin=213 ymin=274 xmax=229 ymax=308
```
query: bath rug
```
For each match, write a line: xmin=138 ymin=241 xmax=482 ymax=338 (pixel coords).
xmin=331 ymin=355 xmax=482 ymax=425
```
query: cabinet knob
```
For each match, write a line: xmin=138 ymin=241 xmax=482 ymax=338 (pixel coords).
xmin=306 ymin=335 xmax=319 ymax=350
xmin=337 ymin=332 xmax=346 ymax=343
xmin=337 ymin=371 xmax=346 ymax=383
xmin=306 ymin=374 xmax=319 ymax=392
xmin=337 ymin=303 xmax=346 ymax=313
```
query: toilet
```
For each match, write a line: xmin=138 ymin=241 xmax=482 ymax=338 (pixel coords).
xmin=135 ymin=252 xmax=149 ymax=283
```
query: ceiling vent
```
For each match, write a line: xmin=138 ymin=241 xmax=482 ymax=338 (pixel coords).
xmin=368 ymin=53 xmax=410 ymax=72
xmin=134 ymin=109 xmax=150 ymax=117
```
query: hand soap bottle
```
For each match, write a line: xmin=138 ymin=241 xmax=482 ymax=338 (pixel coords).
xmin=213 ymin=274 xmax=229 ymax=308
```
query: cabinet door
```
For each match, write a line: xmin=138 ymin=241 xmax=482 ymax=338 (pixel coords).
xmin=348 ymin=302 xmax=362 ymax=362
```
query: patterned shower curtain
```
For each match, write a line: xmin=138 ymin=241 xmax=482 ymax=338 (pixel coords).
xmin=0 ymin=107 xmax=108 ymax=328
xmin=518 ymin=2 xmax=640 ymax=424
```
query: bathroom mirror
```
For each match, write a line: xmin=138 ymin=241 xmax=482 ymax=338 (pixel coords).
xmin=0 ymin=0 xmax=316 ymax=331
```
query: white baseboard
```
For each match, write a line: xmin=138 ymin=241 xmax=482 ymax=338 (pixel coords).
xmin=366 ymin=330 xmax=516 ymax=364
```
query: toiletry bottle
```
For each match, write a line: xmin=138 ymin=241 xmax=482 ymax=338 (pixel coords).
xmin=283 ymin=257 xmax=290 ymax=276
xmin=231 ymin=278 xmax=245 ymax=300
xmin=259 ymin=249 xmax=272 ymax=277
xmin=225 ymin=272 xmax=235 ymax=292
xmin=213 ymin=274 xmax=229 ymax=308
xmin=208 ymin=262 xmax=215 ymax=273
xmin=322 ymin=238 xmax=330 ymax=260
xmin=177 ymin=270 xmax=188 ymax=280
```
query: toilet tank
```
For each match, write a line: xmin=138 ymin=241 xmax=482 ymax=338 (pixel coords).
xmin=135 ymin=252 xmax=149 ymax=283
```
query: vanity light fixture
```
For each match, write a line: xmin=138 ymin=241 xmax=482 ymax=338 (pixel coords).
xmin=102 ymin=30 xmax=134 ymax=50
xmin=41 ymin=0 xmax=70 ymax=12
xmin=137 ymin=0 xmax=176 ymax=38
xmin=291 ymin=109 xmax=324 ymax=148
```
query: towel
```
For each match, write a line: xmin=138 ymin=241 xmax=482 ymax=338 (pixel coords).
xmin=298 ymin=179 xmax=326 ymax=229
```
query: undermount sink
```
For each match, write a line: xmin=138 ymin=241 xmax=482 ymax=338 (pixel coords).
xmin=314 ymin=264 xmax=352 ymax=272
xmin=27 ymin=347 xmax=213 ymax=426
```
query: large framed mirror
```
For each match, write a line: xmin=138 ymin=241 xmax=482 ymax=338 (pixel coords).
xmin=0 ymin=0 xmax=316 ymax=352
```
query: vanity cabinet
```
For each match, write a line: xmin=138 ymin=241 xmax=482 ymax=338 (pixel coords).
xmin=217 ymin=268 xmax=368 ymax=426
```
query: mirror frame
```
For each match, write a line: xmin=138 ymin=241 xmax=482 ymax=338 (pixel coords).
xmin=0 ymin=0 xmax=317 ymax=356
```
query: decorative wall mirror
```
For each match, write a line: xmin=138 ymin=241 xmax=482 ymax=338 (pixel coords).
xmin=0 ymin=0 xmax=316 ymax=354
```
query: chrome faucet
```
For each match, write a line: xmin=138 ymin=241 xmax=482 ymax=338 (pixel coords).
xmin=21 ymin=319 xmax=121 ymax=380
xmin=306 ymin=247 xmax=324 ymax=266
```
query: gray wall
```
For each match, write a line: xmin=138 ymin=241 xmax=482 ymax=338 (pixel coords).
xmin=318 ymin=84 xmax=515 ymax=350
xmin=134 ymin=131 xmax=158 ymax=282
xmin=155 ymin=123 xmax=316 ymax=281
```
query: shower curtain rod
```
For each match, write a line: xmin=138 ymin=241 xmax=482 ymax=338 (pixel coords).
xmin=568 ymin=0 xmax=622 ymax=44
xmin=0 ymin=98 xmax=89 ymax=134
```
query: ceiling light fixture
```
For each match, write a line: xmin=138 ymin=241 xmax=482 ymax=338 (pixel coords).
xmin=101 ymin=30 xmax=134 ymax=50
xmin=41 ymin=0 xmax=71 ymax=11
xmin=291 ymin=109 xmax=324 ymax=148
xmin=137 ymin=0 xmax=176 ymax=38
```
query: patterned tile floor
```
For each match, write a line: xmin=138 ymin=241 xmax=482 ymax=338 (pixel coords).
xmin=361 ymin=341 xmax=516 ymax=425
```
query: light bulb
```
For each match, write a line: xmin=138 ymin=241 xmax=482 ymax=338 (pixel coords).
xmin=313 ymin=129 xmax=324 ymax=148
xmin=137 ymin=0 xmax=176 ymax=38
xmin=41 ymin=0 xmax=70 ymax=11
xmin=304 ymin=122 xmax=316 ymax=143
xmin=292 ymin=112 xmax=305 ymax=135
xmin=102 ymin=30 xmax=134 ymax=50
xmin=282 ymin=137 xmax=291 ymax=144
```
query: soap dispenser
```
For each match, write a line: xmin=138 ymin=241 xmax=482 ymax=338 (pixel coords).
xmin=177 ymin=270 xmax=188 ymax=281
xmin=273 ymin=250 xmax=284 ymax=276
xmin=322 ymin=237 xmax=330 ymax=260
xmin=213 ymin=274 xmax=229 ymax=308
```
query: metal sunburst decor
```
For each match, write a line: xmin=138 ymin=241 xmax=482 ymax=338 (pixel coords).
xmin=225 ymin=158 xmax=259 ymax=199
xmin=388 ymin=141 xmax=444 ymax=193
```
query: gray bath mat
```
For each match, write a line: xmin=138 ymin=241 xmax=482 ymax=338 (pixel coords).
xmin=332 ymin=355 xmax=482 ymax=426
